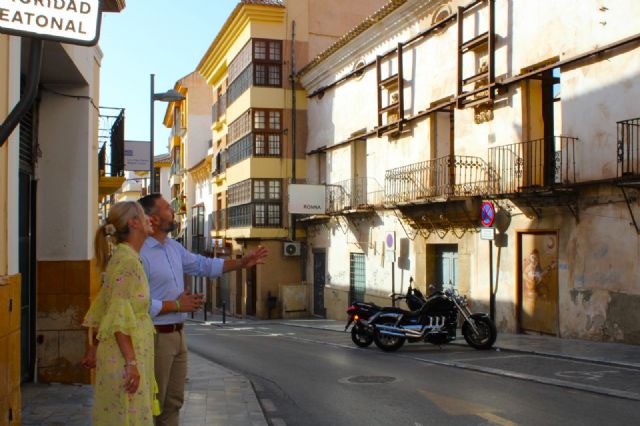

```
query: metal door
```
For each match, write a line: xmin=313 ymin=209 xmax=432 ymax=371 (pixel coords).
xmin=518 ymin=232 xmax=559 ymax=335
xmin=312 ymin=251 xmax=326 ymax=317
xmin=435 ymin=245 xmax=458 ymax=291
xmin=349 ymin=253 xmax=366 ymax=304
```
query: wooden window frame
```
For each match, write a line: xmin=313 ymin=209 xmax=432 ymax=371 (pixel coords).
xmin=252 ymin=108 xmax=282 ymax=157
xmin=253 ymin=39 xmax=282 ymax=87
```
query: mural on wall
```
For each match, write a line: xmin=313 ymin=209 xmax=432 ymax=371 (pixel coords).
xmin=520 ymin=232 xmax=558 ymax=335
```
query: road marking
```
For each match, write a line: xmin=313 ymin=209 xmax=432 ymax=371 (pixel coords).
xmin=271 ymin=418 xmax=287 ymax=426
xmin=449 ymin=354 xmax=529 ymax=363
xmin=420 ymin=390 xmax=517 ymax=426
xmin=555 ymin=370 xmax=620 ymax=381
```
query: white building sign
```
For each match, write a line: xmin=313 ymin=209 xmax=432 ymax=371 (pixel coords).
xmin=288 ymin=184 xmax=326 ymax=214
xmin=0 ymin=0 xmax=102 ymax=46
xmin=124 ymin=140 xmax=150 ymax=172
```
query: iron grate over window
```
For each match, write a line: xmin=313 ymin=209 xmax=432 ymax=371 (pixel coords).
xmin=349 ymin=253 xmax=366 ymax=304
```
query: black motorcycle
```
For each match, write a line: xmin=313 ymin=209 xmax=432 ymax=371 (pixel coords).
xmin=345 ymin=281 xmax=426 ymax=348
xmin=371 ymin=286 xmax=497 ymax=352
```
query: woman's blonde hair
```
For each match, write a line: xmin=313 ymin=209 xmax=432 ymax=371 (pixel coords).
xmin=94 ymin=201 xmax=146 ymax=271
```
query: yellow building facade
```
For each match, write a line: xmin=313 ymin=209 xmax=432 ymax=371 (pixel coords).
xmin=196 ymin=0 xmax=387 ymax=319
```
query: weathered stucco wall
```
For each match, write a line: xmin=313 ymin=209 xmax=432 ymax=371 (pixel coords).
xmin=301 ymin=0 xmax=640 ymax=343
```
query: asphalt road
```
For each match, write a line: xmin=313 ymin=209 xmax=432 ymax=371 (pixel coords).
xmin=185 ymin=321 xmax=639 ymax=426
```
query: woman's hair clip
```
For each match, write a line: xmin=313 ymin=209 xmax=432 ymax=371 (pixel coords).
xmin=104 ymin=223 xmax=116 ymax=236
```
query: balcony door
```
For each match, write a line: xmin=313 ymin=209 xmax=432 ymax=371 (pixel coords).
xmin=435 ymin=244 xmax=458 ymax=291
xmin=351 ymin=140 xmax=367 ymax=206
xmin=521 ymin=68 xmax=560 ymax=187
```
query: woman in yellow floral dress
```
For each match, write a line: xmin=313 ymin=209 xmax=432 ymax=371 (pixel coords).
xmin=82 ymin=201 xmax=156 ymax=425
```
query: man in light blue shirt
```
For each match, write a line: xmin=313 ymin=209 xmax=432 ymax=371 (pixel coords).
xmin=139 ymin=194 xmax=267 ymax=426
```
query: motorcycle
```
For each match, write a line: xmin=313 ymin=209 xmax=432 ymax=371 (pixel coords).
xmin=371 ymin=285 xmax=497 ymax=352
xmin=345 ymin=280 xmax=427 ymax=348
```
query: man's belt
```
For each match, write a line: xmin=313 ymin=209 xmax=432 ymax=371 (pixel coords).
xmin=154 ymin=323 xmax=183 ymax=333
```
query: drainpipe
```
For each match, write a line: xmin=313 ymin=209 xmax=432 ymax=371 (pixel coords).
xmin=0 ymin=39 xmax=43 ymax=147
xmin=289 ymin=20 xmax=297 ymax=241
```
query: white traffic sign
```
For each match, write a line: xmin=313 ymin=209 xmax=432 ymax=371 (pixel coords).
xmin=0 ymin=0 xmax=102 ymax=46
xmin=480 ymin=227 xmax=495 ymax=240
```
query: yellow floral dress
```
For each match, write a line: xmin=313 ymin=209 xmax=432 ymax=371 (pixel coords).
xmin=83 ymin=243 xmax=156 ymax=425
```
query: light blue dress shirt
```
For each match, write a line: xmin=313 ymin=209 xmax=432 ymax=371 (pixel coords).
xmin=140 ymin=237 xmax=224 ymax=325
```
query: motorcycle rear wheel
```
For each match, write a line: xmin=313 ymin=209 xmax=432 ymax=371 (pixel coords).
xmin=373 ymin=319 xmax=405 ymax=352
xmin=462 ymin=315 xmax=497 ymax=350
xmin=351 ymin=325 xmax=373 ymax=347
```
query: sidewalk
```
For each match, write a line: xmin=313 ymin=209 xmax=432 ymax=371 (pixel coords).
xmin=275 ymin=318 xmax=640 ymax=369
xmin=21 ymin=351 xmax=267 ymax=426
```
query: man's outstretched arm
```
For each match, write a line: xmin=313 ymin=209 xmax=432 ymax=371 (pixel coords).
xmin=223 ymin=245 xmax=268 ymax=273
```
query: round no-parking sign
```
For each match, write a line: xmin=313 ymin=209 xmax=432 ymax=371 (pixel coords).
xmin=481 ymin=202 xmax=495 ymax=227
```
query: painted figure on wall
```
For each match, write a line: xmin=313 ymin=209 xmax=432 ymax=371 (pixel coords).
xmin=523 ymin=248 xmax=557 ymax=300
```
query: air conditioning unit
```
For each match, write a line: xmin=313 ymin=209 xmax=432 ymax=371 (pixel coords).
xmin=283 ymin=241 xmax=301 ymax=257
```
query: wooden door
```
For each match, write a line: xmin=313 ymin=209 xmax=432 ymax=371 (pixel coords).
xmin=518 ymin=232 xmax=559 ymax=335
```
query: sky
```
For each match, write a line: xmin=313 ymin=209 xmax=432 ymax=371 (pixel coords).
xmin=99 ymin=0 xmax=239 ymax=155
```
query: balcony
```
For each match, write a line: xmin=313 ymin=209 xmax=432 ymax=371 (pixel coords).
xmin=384 ymin=155 xmax=493 ymax=205
xmin=617 ymin=117 xmax=640 ymax=181
xmin=98 ymin=108 xmax=126 ymax=200
xmin=326 ymin=178 xmax=384 ymax=214
xmin=488 ymin=136 xmax=578 ymax=194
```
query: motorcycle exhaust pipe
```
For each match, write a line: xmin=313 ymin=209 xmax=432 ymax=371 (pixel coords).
xmin=377 ymin=324 xmax=425 ymax=338
xmin=378 ymin=329 xmax=406 ymax=337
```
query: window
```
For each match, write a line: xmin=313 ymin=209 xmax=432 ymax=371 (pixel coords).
xmin=191 ymin=205 xmax=205 ymax=255
xmin=226 ymin=179 xmax=282 ymax=228
xmin=227 ymin=179 xmax=252 ymax=207
xmin=268 ymin=180 xmax=281 ymax=199
xmin=253 ymin=39 xmax=282 ymax=87
xmin=253 ymin=109 xmax=282 ymax=157
xmin=227 ymin=134 xmax=252 ymax=165
xmin=228 ymin=111 xmax=251 ymax=143
xmin=254 ymin=110 xmax=266 ymax=129
xmin=228 ymin=40 xmax=252 ymax=83
xmin=228 ymin=204 xmax=252 ymax=228
xmin=254 ymin=180 xmax=266 ymax=200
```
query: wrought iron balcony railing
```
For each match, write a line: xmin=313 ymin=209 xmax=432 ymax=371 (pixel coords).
xmin=326 ymin=177 xmax=384 ymax=213
xmin=384 ymin=155 xmax=492 ymax=204
xmin=617 ymin=117 xmax=640 ymax=178
xmin=488 ymin=136 xmax=578 ymax=194
xmin=98 ymin=108 xmax=125 ymax=177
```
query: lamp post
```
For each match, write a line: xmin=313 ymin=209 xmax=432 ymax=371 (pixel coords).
xmin=149 ymin=73 xmax=186 ymax=193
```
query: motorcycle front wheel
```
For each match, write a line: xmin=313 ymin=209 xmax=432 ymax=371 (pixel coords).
xmin=373 ymin=319 xmax=405 ymax=352
xmin=351 ymin=324 xmax=373 ymax=347
xmin=462 ymin=315 xmax=497 ymax=350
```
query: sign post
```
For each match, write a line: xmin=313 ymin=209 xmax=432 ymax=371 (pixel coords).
xmin=481 ymin=201 xmax=496 ymax=321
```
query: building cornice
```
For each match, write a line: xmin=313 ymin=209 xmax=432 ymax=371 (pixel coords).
xmin=189 ymin=157 xmax=212 ymax=183
xmin=300 ymin=0 xmax=441 ymax=93
xmin=197 ymin=4 xmax=286 ymax=87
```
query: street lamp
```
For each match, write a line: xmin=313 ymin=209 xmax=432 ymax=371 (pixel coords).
xmin=150 ymin=73 xmax=186 ymax=193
